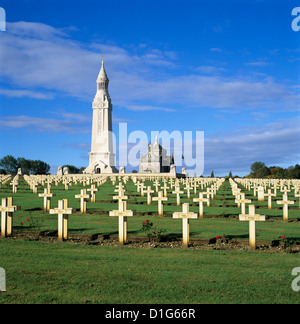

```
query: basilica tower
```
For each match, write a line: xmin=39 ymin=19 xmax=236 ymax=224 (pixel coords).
xmin=85 ymin=60 xmax=118 ymax=174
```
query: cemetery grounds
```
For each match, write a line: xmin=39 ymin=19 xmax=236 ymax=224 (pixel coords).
xmin=0 ymin=175 xmax=299 ymax=304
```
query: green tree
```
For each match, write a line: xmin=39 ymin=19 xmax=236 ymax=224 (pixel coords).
xmin=17 ymin=157 xmax=34 ymax=175
xmin=250 ymin=161 xmax=266 ymax=174
xmin=31 ymin=160 xmax=50 ymax=175
xmin=0 ymin=155 xmax=18 ymax=174
xmin=229 ymin=170 xmax=233 ymax=178
xmin=256 ymin=166 xmax=271 ymax=178
xmin=211 ymin=170 xmax=214 ymax=177
xmin=62 ymin=165 xmax=81 ymax=174
xmin=289 ymin=164 xmax=300 ymax=179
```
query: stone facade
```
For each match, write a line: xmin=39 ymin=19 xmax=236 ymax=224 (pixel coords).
xmin=139 ymin=136 xmax=175 ymax=174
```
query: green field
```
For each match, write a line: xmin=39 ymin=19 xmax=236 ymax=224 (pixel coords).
xmin=0 ymin=178 xmax=299 ymax=304
xmin=0 ymin=240 xmax=299 ymax=304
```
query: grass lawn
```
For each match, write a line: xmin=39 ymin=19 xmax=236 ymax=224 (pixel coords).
xmin=0 ymin=240 xmax=299 ymax=304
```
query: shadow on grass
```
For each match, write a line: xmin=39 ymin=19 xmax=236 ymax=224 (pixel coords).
xmin=24 ymin=207 xmax=43 ymax=212
xmin=208 ymin=233 xmax=249 ymax=244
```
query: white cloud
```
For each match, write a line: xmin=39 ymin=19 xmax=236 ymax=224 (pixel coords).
xmin=246 ymin=60 xmax=271 ymax=66
xmin=210 ymin=48 xmax=222 ymax=52
xmin=194 ymin=65 xmax=226 ymax=74
xmin=0 ymin=114 xmax=91 ymax=134
xmin=124 ymin=104 xmax=175 ymax=112
xmin=203 ymin=117 xmax=300 ymax=175
xmin=0 ymin=89 xmax=53 ymax=99
xmin=0 ymin=21 xmax=299 ymax=113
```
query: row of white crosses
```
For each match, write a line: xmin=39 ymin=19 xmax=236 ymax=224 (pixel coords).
xmin=3 ymin=175 xmax=298 ymax=249
xmin=42 ymin=177 xmax=107 ymax=242
xmin=230 ymin=179 xmax=252 ymax=214
xmin=0 ymin=175 xmax=11 ymax=186
xmin=110 ymin=179 xmax=201 ymax=247
xmin=133 ymin=177 xmax=223 ymax=218
xmin=113 ymin=180 xmax=198 ymax=247
xmin=235 ymin=178 xmax=298 ymax=221
xmin=0 ymin=194 xmax=199 ymax=248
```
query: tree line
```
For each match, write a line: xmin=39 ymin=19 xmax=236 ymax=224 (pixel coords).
xmin=0 ymin=155 xmax=50 ymax=175
xmin=246 ymin=161 xmax=300 ymax=179
xmin=0 ymin=155 xmax=86 ymax=175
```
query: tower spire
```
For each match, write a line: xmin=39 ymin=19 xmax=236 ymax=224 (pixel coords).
xmin=97 ymin=58 xmax=109 ymax=82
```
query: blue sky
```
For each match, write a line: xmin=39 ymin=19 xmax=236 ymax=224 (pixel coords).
xmin=0 ymin=0 xmax=299 ymax=176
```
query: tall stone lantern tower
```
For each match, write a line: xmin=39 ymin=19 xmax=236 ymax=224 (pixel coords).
xmin=85 ymin=60 xmax=118 ymax=174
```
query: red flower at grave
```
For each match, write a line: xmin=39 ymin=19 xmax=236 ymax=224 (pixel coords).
xmin=143 ymin=222 xmax=146 ymax=225
xmin=282 ymin=235 xmax=286 ymax=240
xmin=27 ymin=219 xmax=30 ymax=222
xmin=216 ymin=236 xmax=221 ymax=239
xmin=21 ymin=222 xmax=24 ymax=225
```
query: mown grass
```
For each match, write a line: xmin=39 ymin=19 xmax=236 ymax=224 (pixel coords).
xmin=0 ymin=240 xmax=299 ymax=304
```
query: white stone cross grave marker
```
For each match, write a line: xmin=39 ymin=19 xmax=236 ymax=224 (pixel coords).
xmin=75 ymin=189 xmax=90 ymax=214
xmin=272 ymin=184 xmax=279 ymax=196
xmin=184 ymin=183 xmax=192 ymax=199
xmin=264 ymin=189 xmax=276 ymax=209
xmin=38 ymin=188 xmax=56 ymax=212
xmin=0 ymin=197 xmax=21 ymax=237
xmin=64 ymin=180 xmax=70 ymax=191
xmin=114 ymin=184 xmax=125 ymax=195
xmin=32 ymin=182 xmax=38 ymax=194
xmin=144 ymin=186 xmax=154 ymax=205
xmin=87 ymin=184 xmax=98 ymax=203
xmin=113 ymin=189 xmax=128 ymax=205
xmin=153 ymin=180 xmax=160 ymax=193
xmin=239 ymin=205 xmax=265 ymax=251
xmin=257 ymin=186 xmax=265 ymax=202
xmin=173 ymin=203 xmax=198 ymax=248
xmin=193 ymin=192 xmax=209 ymax=218
xmin=280 ymin=186 xmax=290 ymax=197
xmin=235 ymin=193 xmax=252 ymax=214
xmin=152 ymin=191 xmax=168 ymax=216
xmin=193 ymin=182 xmax=198 ymax=195
xmin=207 ymin=187 xmax=215 ymax=200
xmin=160 ymin=183 xmax=170 ymax=197
xmin=49 ymin=199 xmax=75 ymax=242
xmin=10 ymin=180 xmax=18 ymax=194
xmin=277 ymin=194 xmax=295 ymax=221
xmin=172 ymin=186 xmax=184 ymax=206
xmin=139 ymin=183 xmax=146 ymax=197
xmin=109 ymin=201 xmax=135 ymax=244
xmin=203 ymin=191 xmax=211 ymax=207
